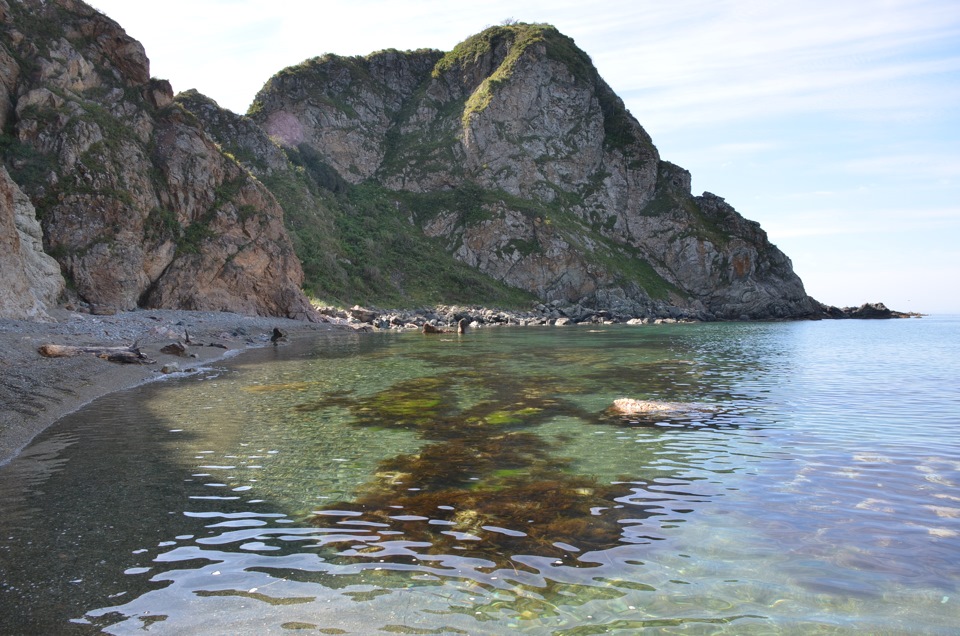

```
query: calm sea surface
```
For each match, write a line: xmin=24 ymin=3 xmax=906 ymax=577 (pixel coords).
xmin=1 ymin=317 xmax=959 ymax=634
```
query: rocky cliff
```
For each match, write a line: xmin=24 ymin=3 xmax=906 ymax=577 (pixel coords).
xmin=0 ymin=164 xmax=63 ymax=319
xmin=246 ymin=24 xmax=819 ymax=319
xmin=1 ymin=6 xmax=821 ymax=321
xmin=0 ymin=0 xmax=315 ymax=319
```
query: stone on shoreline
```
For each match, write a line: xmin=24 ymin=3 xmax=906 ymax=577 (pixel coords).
xmin=314 ymin=302 xmax=708 ymax=332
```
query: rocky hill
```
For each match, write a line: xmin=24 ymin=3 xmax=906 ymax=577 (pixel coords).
xmin=1 ymin=2 xmax=822 ymax=321
xmin=242 ymin=23 xmax=819 ymax=319
xmin=0 ymin=0 xmax=315 ymax=319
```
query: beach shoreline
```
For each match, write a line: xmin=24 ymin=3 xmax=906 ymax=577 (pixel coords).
xmin=0 ymin=307 xmax=340 ymax=466
xmin=0 ymin=301 xmax=920 ymax=467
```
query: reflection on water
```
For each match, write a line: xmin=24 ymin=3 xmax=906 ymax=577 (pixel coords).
xmin=1 ymin=319 xmax=959 ymax=634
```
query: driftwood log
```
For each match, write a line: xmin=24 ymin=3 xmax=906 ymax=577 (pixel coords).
xmin=38 ymin=343 xmax=154 ymax=364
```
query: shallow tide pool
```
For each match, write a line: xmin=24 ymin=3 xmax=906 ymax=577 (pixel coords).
xmin=1 ymin=318 xmax=959 ymax=634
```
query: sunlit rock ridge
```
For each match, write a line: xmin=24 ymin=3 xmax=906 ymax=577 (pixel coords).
xmin=0 ymin=2 xmax=819 ymax=320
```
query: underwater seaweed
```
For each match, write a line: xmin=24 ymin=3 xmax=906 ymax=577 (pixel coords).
xmin=304 ymin=369 xmax=655 ymax=566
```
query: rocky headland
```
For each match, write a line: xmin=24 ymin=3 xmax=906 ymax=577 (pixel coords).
xmin=0 ymin=0 xmax=316 ymax=321
xmin=0 ymin=2 xmax=918 ymax=464
xmin=2 ymin=2 xmax=834 ymax=323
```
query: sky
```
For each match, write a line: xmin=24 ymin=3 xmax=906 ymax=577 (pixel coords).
xmin=88 ymin=0 xmax=960 ymax=314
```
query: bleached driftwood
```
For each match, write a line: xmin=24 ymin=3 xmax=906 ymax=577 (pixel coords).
xmin=38 ymin=343 xmax=154 ymax=364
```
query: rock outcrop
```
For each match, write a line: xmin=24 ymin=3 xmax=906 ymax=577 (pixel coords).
xmin=248 ymin=24 xmax=821 ymax=320
xmin=0 ymin=8 xmax=836 ymax=321
xmin=0 ymin=0 xmax=316 ymax=319
xmin=0 ymin=165 xmax=64 ymax=319
xmin=174 ymin=89 xmax=352 ymax=300
xmin=820 ymin=302 xmax=916 ymax=320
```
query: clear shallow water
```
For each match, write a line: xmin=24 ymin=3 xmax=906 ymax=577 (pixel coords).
xmin=1 ymin=317 xmax=959 ymax=634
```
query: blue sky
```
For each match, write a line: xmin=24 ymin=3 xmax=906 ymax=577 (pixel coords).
xmin=90 ymin=0 xmax=960 ymax=313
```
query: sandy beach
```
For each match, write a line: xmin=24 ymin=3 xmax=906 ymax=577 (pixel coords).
xmin=0 ymin=308 xmax=339 ymax=466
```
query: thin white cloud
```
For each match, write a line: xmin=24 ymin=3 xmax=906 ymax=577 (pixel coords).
xmin=586 ymin=0 xmax=960 ymax=131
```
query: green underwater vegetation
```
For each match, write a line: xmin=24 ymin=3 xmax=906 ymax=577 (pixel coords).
xmin=301 ymin=368 xmax=652 ymax=567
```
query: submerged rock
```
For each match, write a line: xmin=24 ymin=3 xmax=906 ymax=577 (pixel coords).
xmin=610 ymin=398 xmax=716 ymax=421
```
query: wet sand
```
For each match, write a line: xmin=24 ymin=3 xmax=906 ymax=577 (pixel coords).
xmin=0 ymin=308 xmax=341 ymax=465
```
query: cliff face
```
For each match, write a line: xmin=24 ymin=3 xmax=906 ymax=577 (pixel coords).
xmin=0 ymin=0 xmax=315 ymax=319
xmin=249 ymin=24 xmax=818 ymax=319
xmin=0 ymin=164 xmax=63 ymax=319
xmin=1 ymin=8 xmax=819 ymax=321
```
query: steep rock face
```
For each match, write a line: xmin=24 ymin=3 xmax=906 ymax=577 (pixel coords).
xmin=176 ymin=89 xmax=290 ymax=178
xmin=175 ymin=89 xmax=351 ymax=300
xmin=254 ymin=50 xmax=443 ymax=184
xmin=0 ymin=0 xmax=315 ymax=319
xmin=0 ymin=165 xmax=64 ymax=319
xmin=251 ymin=24 xmax=818 ymax=319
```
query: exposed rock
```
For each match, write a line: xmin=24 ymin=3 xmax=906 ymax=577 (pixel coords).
xmin=254 ymin=49 xmax=443 ymax=184
xmin=0 ymin=166 xmax=64 ymax=320
xmin=347 ymin=305 xmax=378 ymax=323
xmin=0 ymin=9 xmax=904 ymax=321
xmin=174 ymin=88 xmax=350 ymax=300
xmin=176 ymin=89 xmax=291 ymax=178
xmin=0 ymin=0 xmax=316 ymax=320
xmin=833 ymin=302 xmax=916 ymax=319
xmin=89 ymin=304 xmax=116 ymax=316
xmin=248 ymin=23 xmax=820 ymax=320
xmin=609 ymin=398 xmax=717 ymax=423
xmin=159 ymin=342 xmax=188 ymax=356
xmin=612 ymin=398 xmax=697 ymax=415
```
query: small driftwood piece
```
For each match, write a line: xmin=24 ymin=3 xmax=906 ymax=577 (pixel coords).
xmin=38 ymin=343 xmax=154 ymax=364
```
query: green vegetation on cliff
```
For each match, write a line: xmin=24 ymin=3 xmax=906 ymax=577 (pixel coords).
xmin=327 ymin=183 xmax=536 ymax=307
xmin=432 ymin=23 xmax=639 ymax=151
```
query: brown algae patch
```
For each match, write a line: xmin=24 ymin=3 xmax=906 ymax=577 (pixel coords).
xmin=312 ymin=438 xmax=641 ymax=565
xmin=302 ymin=372 xmax=647 ymax=566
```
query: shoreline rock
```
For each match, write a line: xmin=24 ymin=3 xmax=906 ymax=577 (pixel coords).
xmin=819 ymin=302 xmax=922 ymax=320
xmin=317 ymin=300 xmax=920 ymax=331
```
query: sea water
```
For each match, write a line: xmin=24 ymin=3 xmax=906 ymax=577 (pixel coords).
xmin=1 ymin=317 xmax=958 ymax=634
